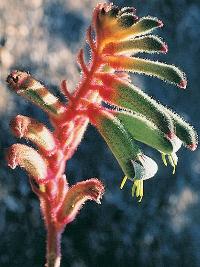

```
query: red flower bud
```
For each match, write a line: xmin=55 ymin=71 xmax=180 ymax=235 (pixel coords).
xmin=57 ymin=178 xmax=104 ymax=225
xmin=10 ymin=115 xmax=57 ymax=156
xmin=7 ymin=144 xmax=52 ymax=184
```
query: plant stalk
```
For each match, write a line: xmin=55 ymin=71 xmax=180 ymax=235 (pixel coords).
xmin=45 ymin=223 xmax=62 ymax=267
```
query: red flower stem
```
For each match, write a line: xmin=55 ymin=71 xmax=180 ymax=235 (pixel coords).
xmin=60 ymin=50 xmax=102 ymax=160
xmin=42 ymin=45 xmax=103 ymax=267
xmin=64 ymin=117 xmax=89 ymax=160
xmin=68 ymin=54 xmax=101 ymax=109
xmin=41 ymin=191 xmax=63 ymax=267
xmin=46 ymin=223 xmax=62 ymax=267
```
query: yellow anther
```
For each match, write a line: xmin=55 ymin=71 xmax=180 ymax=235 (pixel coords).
xmin=172 ymin=165 xmax=176 ymax=175
xmin=161 ymin=153 xmax=167 ymax=166
xmin=168 ymin=155 xmax=176 ymax=175
xmin=132 ymin=182 xmax=136 ymax=197
xmin=132 ymin=179 xmax=144 ymax=202
xmin=120 ymin=176 xmax=128 ymax=189
xmin=136 ymin=180 xmax=141 ymax=197
xmin=138 ymin=180 xmax=144 ymax=202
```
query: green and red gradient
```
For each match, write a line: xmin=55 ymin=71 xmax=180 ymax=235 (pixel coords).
xmin=6 ymin=3 xmax=198 ymax=267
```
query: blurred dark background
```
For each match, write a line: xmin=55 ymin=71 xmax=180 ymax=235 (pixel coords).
xmin=0 ymin=0 xmax=200 ymax=266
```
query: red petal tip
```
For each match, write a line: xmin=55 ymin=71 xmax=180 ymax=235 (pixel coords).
xmin=6 ymin=70 xmax=29 ymax=91
xmin=161 ymin=43 xmax=168 ymax=53
xmin=188 ymin=143 xmax=198 ymax=151
xmin=133 ymin=15 xmax=139 ymax=21
xmin=158 ymin=20 xmax=164 ymax=27
xmin=166 ymin=131 xmax=175 ymax=139
xmin=178 ymin=79 xmax=187 ymax=89
xmin=128 ymin=7 xmax=136 ymax=13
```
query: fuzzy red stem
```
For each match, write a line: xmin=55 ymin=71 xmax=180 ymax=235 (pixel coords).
xmin=60 ymin=80 xmax=74 ymax=102
xmin=58 ymin=50 xmax=102 ymax=160
xmin=77 ymin=49 xmax=89 ymax=75
xmin=42 ymin=31 xmax=104 ymax=267
xmin=45 ymin=224 xmax=62 ymax=267
xmin=40 ymin=186 xmax=63 ymax=267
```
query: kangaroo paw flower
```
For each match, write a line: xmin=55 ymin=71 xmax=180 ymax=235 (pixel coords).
xmin=7 ymin=144 xmax=52 ymax=184
xmin=104 ymin=55 xmax=187 ymax=88
xmin=5 ymin=6 xmax=198 ymax=267
xmin=10 ymin=115 xmax=58 ymax=156
xmin=57 ymin=178 xmax=104 ymax=225
xmin=7 ymin=70 xmax=66 ymax=117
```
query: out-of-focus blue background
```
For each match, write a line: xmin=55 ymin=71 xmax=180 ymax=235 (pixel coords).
xmin=0 ymin=0 xmax=200 ymax=266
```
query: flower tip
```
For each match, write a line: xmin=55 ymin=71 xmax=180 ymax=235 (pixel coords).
xmin=6 ymin=147 xmax=17 ymax=169
xmin=126 ymin=7 xmax=137 ymax=14
xmin=133 ymin=15 xmax=139 ymax=21
xmin=10 ymin=115 xmax=28 ymax=138
xmin=8 ymin=161 xmax=17 ymax=170
xmin=161 ymin=43 xmax=168 ymax=54
xmin=6 ymin=70 xmax=29 ymax=91
xmin=96 ymin=198 xmax=102 ymax=205
xmin=6 ymin=70 xmax=18 ymax=82
xmin=178 ymin=79 xmax=187 ymax=89
xmin=158 ymin=20 xmax=164 ymax=27
xmin=188 ymin=143 xmax=198 ymax=151
xmin=86 ymin=178 xmax=105 ymax=203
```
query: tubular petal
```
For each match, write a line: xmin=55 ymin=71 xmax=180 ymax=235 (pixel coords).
xmin=57 ymin=178 xmax=104 ymax=225
xmin=7 ymin=144 xmax=50 ymax=183
xmin=10 ymin=115 xmax=57 ymax=156
xmin=103 ymin=35 xmax=168 ymax=55
xmin=105 ymin=56 xmax=187 ymax=88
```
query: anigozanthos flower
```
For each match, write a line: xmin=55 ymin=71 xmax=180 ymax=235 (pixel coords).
xmin=88 ymin=103 xmax=158 ymax=201
xmin=7 ymin=144 xmax=52 ymax=184
xmin=5 ymin=4 xmax=198 ymax=267
xmin=57 ymin=178 xmax=104 ymax=225
xmin=7 ymin=70 xmax=66 ymax=118
xmin=93 ymin=3 xmax=163 ymax=51
xmin=121 ymin=155 xmax=158 ymax=202
xmin=10 ymin=115 xmax=58 ymax=156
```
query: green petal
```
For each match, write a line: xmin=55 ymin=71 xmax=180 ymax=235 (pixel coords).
xmin=105 ymin=56 xmax=187 ymax=88
xmin=116 ymin=109 xmax=173 ymax=154
xmin=92 ymin=109 xmax=141 ymax=179
xmin=116 ymin=16 xmax=163 ymax=38
xmin=103 ymin=35 xmax=168 ymax=55
xmin=99 ymin=74 xmax=174 ymax=135
xmin=165 ymin=109 xmax=198 ymax=150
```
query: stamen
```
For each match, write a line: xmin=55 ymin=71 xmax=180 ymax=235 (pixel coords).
xmin=161 ymin=153 xmax=167 ymax=166
xmin=138 ymin=180 xmax=143 ymax=202
xmin=132 ymin=179 xmax=144 ymax=202
xmin=120 ymin=175 xmax=128 ymax=189
xmin=168 ymin=155 xmax=176 ymax=174
xmin=132 ymin=182 xmax=136 ymax=197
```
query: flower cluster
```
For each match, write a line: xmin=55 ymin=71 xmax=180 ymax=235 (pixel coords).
xmin=87 ymin=3 xmax=197 ymax=200
xmin=6 ymin=3 xmax=198 ymax=267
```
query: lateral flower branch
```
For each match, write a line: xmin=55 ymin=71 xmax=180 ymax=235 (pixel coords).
xmin=6 ymin=3 xmax=198 ymax=267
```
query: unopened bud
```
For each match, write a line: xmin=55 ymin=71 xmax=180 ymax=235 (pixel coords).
xmin=7 ymin=70 xmax=66 ymax=117
xmin=10 ymin=115 xmax=57 ymax=156
xmin=7 ymin=144 xmax=51 ymax=184
xmin=57 ymin=178 xmax=104 ymax=225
